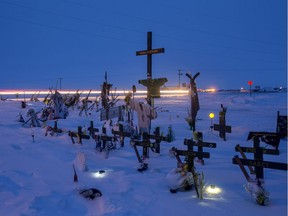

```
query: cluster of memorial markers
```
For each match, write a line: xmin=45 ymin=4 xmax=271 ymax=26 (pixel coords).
xmin=15 ymin=31 xmax=287 ymax=204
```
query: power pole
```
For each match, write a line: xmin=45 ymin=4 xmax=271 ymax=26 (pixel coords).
xmin=59 ymin=78 xmax=63 ymax=90
xmin=177 ymin=69 xmax=183 ymax=88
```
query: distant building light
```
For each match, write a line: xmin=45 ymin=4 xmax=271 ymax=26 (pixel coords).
xmin=199 ymin=88 xmax=217 ymax=92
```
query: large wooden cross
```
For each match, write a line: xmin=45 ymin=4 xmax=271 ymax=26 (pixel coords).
xmin=136 ymin=31 xmax=164 ymax=79
xmin=170 ymin=141 xmax=211 ymax=173
xmin=130 ymin=133 xmax=157 ymax=163
xmin=232 ymin=134 xmax=287 ymax=181
xmin=185 ymin=132 xmax=217 ymax=165
xmin=136 ymin=31 xmax=167 ymax=106
xmin=169 ymin=142 xmax=211 ymax=198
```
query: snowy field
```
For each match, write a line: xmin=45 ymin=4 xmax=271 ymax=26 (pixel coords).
xmin=0 ymin=91 xmax=287 ymax=216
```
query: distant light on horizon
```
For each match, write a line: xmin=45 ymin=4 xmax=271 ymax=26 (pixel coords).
xmin=199 ymin=88 xmax=217 ymax=92
xmin=0 ymin=88 xmax=223 ymax=99
xmin=0 ymin=89 xmax=189 ymax=95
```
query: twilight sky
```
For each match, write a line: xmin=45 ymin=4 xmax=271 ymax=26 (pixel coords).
xmin=0 ymin=0 xmax=286 ymax=90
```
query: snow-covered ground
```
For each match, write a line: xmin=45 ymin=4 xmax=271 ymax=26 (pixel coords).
xmin=0 ymin=91 xmax=287 ymax=216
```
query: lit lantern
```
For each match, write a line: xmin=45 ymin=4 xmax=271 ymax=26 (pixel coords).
xmin=209 ymin=113 xmax=215 ymax=119
xmin=92 ymin=170 xmax=107 ymax=179
xmin=206 ymin=184 xmax=222 ymax=195
xmin=209 ymin=113 xmax=214 ymax=130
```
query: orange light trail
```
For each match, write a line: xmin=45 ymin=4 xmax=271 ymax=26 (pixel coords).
xmin=0 ymin=89 xmax=189 ymax=96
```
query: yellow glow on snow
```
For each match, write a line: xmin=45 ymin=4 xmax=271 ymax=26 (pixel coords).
xmin=206 ymin=185 xmax=222 ymax=195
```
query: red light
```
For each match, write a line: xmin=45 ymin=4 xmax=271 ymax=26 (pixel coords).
xmin=248 ymin=81 xmax=253 ymax=85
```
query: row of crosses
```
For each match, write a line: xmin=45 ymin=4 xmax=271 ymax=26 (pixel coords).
xmin=68 ymin=120 xmax=132 ymax=159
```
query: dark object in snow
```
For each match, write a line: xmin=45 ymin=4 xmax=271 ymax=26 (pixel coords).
xmin=98 ymin=170 xmax=105 ymax=174
xmin=166 ymin=125 xmax=175 ymax=142
xmin=73 ymin=164 xmax=78 ymax=182
xmin=169 ymin=188 xmax=177 ymax=193
xmin=21 ymin=101 xmax=26 ymax=108
xmin=137 ymin=163 xmax=148 ymax=172
xmin=79 ymin=188 xmax=102 ymax=199
xmin=169 ymin=185 xmax=192 ymax=193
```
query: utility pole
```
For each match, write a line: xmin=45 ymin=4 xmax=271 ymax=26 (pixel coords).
xmin=177 ymin=69 xmax=183 ymax=88
xmin=58 ymin=78 xmax=63 ymax=90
